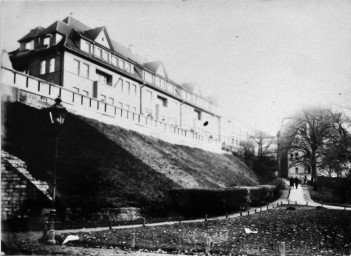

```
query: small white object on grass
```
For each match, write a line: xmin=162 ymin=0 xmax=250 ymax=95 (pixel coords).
xmin=244 ymin=227 xmax=258 ymax=234
xmin=62 ymin=235 xmax=80 ymax=245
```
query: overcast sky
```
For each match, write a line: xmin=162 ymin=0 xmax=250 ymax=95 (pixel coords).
xmin=1 ymin=0 xmax=351 ymax=134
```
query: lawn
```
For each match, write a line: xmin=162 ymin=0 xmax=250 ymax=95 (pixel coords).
xmin=64 ymin=206 xmax=351 ymax=255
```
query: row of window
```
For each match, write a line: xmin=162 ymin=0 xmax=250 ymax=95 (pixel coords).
xmin=81 ymin=40 xmax=212 ymax=112
xmin=71 ymin=86 xmax=137 ymax=113
xmin=23 ymin=33 xmax=63 ymax=50
xmin=80 ymin=40 xmax=134 ymax=75
xmin=40 ymin=58 xmax=55 ymax=74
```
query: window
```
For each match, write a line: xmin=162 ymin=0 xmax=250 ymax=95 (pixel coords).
xmin=96 ymin=69 xmax=112 ymax=85
xmin=73 ymin=87 xmax=79 ymax=93
xmin=132 ymin=107 xmax=137 ymax=113
xmin=40 ymin=60 xmax=46 ymax=74
xmin=167 ymin=83 xmax=173 ymax=92
xmin=117 ymin=80 xmax=123 ymax=92
xmin=82 ymin=90 xmax=89 ymax=96
xmin=145 ymin=72 xmax=153 ymax=84
xmin=81 ymin=40 xmax=90 ymax=53
xmin=161 ymin=79 xmax=166 ymax=89
xmin=43 ymin=37 xmax=50 ymax=46
xmin=132 ymin=84 xmax=137 ymax=96
xmin=125 ymin=63 xmax=131 ymax=73
xmin=49 ymin=58 xmax=55 ymax=73
xmin=295 ymin=167 xmax=298 ymax=174
xmin=125 ymin=82 xmax=130 ymax=94
xmin=125 ymin=104 xmax=130 ymax=111
xmin=25 ymin=40 xmax=33 ymax=50
xmin=118 ymin=102 xmax=123 ymax=109
xmin=157 ymin=96 xmax=168 ymax=107
xmin=81 ymin=63 xmax=89 ymax=78
xmin=118 ymin=59 xmax=124 ymax=70
xmin=73 ymin=60 xmax=80 ymax=75
xmin=111 ymin=56 xmax=117 ymax=66
xmin=102 ymin=51 xmax=109 ymax=62
xmin=100 ymin=95 xmax=106 ymax=102
xmin=95 ymin=47 xmax=102 ymax=58
xmin=109 ymin=97 xmax=114 ymax=105
xmin=155 ymin=77 xmax=161 ymax=87
xmin=195 ymin=110 xmax=201 ymax=120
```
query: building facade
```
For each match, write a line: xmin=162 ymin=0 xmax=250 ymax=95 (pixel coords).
xmin=8 ymin=16 xmax=251 ymax=152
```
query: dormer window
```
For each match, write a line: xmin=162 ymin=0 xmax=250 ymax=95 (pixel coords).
xmin=43 ymin=36 xmax=50 ymax=46
xmin=94 ymin=46 xmax=102 ymax=58
xmin=102 ymin=50 xmax=109 ymax=62
xmin=145 ymin=72 xmax=153 ymax=84
xmin=118 ymin=59 xmax=124 ymax=70
xmin=125 ymin=63 xmax=131 ymax=73
xmin=25 ymin=40 xmax=34 ymax=50
xmin=111 ymin=56 xmax=117 ymax=66
xmin=81 ymin=40 xmax=91 ymax=53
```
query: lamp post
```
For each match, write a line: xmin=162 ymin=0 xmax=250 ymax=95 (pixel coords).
xmin=46 ymin=97 xmax=67 ymax=245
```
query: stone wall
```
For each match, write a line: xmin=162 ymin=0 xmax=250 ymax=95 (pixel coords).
xmin=1 ymin=151 xmax=51 ymax=220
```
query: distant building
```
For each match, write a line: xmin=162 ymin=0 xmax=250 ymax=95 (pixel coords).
xmin=8 ymin=16 xmax=252 ymax=152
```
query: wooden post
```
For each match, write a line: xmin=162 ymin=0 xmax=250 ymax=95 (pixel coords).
xmin=247 ymin=211 xmax=250 ymax=215
xmin=240 ymin=212 xmax=242 ymax=216
xmin=131 ymin=233 xmax=136 ymax=249
xmin=205 ymin=237 xmax=211 ymax=255
xmin=205 ymin=214 xmax=208 ymax=222
xmin=267 ymin=206 xmax=269 ymax=210
xmin=279 ymin=242 xmax=286 ymax=256
xmin=254 ymin=209 xmax=257 ymax=213
xmin=142 ymin=218 xmax=146 ymax=227
xmin=225 ymin=212 xmax=228 ymax=219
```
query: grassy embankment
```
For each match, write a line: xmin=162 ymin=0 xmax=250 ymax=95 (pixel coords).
xmin=2 ymin=102 xmax=259 ymax=217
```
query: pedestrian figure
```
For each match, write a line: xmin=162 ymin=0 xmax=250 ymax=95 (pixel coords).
xmin=294 ymin=176 xmax=299 ymax=189
xmin=289 ymin=177 xmax=294 ymax=188
xmin=304 ymin=175 xmax=307 ymax=185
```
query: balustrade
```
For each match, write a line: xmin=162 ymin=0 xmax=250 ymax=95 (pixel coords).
xmin=1 ymin=67 xmax=221 ymax=152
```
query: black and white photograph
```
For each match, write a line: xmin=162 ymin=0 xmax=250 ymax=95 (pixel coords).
xmin=1 ymin=0 xmax=351 ymax=255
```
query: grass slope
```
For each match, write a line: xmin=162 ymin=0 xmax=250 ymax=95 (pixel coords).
xmin=2 ymin=102 xmax=258 ymax=215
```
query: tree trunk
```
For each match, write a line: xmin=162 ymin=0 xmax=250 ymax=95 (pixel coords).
xmin=311 ymin=164 xmax=317 ymax=183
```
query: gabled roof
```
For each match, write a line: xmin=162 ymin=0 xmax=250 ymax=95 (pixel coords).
xmin=62 ymin=16 xmax=91 ymax=32
xmin=143 ymin=61 xmax=168 ymax=79
xmin=82 ymin=27 xmax=104 ymax=40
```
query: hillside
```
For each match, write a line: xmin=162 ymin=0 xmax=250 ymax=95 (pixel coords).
xmin=2 ymin=102 xmax=259 ymax=215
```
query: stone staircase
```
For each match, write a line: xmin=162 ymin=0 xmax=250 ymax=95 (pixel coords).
xmin=1 ymin=151 xmax=51 ymax=220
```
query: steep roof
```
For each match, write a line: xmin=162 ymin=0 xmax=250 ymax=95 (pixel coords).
xmin=14 ymin=16 xmax=213 ymax=104
xmin=82 ymin=27 xmax=104 ymax=40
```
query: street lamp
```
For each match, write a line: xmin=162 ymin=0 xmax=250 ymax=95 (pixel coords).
xmin=46 ymin=97 xmax=67 ymax=245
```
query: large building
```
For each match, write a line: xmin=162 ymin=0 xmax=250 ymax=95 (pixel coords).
xmin=7 ymin=16 xmax=252 ymax=152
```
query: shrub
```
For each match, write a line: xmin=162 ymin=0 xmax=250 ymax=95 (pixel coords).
xmin=170 ymin=187 xmax=249 ymax=217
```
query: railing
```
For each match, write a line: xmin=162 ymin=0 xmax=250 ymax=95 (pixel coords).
xmin=1 ymin=67 xmax=222 ymax=152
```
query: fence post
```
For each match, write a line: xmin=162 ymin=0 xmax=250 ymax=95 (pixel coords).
xmin=131 ymin=233 xmax=136 ymax=249
xmin=279 ymin=242 xmax=286 ymax=256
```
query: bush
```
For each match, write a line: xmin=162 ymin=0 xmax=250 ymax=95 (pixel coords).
xmin=170 ymin=181 xmax=282 ymax=218
xmin=170 ymin=187 xmax=249 ymax=217
xmin=248 ymin=185 xmax=276 ymax=206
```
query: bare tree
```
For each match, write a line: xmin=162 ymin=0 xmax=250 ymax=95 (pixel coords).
xmin=288 ymin=108 xmax=333 ymax=183
xmin=321 ymin=111 xmax=351 ymax=177
xmin=250 ymin=130 xmax=276 ymax=157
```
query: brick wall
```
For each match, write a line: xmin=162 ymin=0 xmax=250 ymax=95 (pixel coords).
xmin=1 ymin=151 xmax=51 ymax=221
